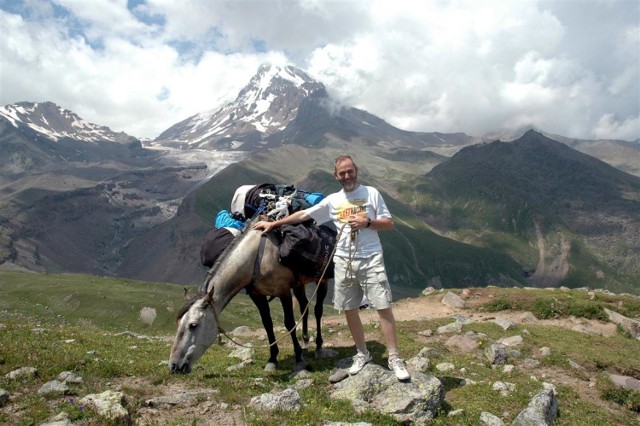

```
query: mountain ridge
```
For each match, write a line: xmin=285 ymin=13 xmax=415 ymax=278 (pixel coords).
xmin=0 ymin=64 xmax=638 ymax=295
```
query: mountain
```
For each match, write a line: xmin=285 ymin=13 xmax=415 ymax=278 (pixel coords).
xmin=0 ymin=101 xmax=239 ymax=276
xmin=152 ymin=64 xmax=477 ymax=153
xmin=408 ymin=130 xmax=640 ymax=292
xmin=0 ymin=101 xmax=138 ymax=144
xmin=1 ymin=65 xmax=638 ymax=296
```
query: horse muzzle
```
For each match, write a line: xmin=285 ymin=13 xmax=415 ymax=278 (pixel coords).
xmin=169 ymin=361 xmax=192 ymax=374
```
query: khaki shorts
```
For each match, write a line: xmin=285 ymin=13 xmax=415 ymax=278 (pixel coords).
xmin=333 ymin=253 xmax=393 ymax=311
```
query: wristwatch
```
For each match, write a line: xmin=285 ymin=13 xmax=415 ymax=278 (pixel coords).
xmin=366 ymin=218 xmax=372 ymax=228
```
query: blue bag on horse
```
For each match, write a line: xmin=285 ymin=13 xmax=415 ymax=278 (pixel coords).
xmin=214 ymin=210 xmax=245 ymax=230
xmin=304 ymin=192 xmax=324 ymax=206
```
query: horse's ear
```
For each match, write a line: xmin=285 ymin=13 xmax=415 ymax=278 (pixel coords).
xmin=183 ymin=287 xmax=192 ymax=301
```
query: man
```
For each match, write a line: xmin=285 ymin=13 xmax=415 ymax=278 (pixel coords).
xmin=253 ymin=155 xmax=410 ymax=381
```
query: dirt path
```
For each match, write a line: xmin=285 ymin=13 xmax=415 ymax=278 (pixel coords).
xmin=323 ymin=291 xmax=617 ymax=338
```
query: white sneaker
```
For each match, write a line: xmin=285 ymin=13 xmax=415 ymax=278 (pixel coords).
xmin=388 ymin=357 xmax=410 ymax=381
xmin=348 ymin=352 xmax=372 ymax=375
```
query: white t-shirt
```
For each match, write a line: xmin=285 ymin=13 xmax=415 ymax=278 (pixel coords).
xmin=306 ymin=184 xmax=392 ymax=258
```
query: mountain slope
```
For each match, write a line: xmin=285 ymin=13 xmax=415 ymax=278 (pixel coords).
xmin=116 ymin=145 xmax=527 ymax=293
xmin=407 ymin=130 xmax=640 ymax=292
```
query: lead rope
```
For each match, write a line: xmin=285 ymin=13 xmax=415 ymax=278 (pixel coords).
xmin=210 ymin=222 xmax=348 ymax=350
xmin=344 ymin=226 xmax=359 ymax=288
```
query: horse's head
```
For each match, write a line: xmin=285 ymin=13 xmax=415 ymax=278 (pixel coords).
xmin=169 ymin=290 xmax=219 ymax=374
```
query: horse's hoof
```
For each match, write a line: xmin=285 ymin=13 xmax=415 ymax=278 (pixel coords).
xmin=293 ymin=362 xmax=307 ymax=372
xmin=264 ymin=362 xmax=277 ymax=372
xmin=315 ymin=348 xmax=338 ymax=359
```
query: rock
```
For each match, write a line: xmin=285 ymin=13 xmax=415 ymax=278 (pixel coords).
xmin=480 ymin=411 xmax=505 ymax=425
xmin=502 ymin=365 xmax=515 ymax=374
xmin=5 ymin=366 xmax=38 ymax=380
xmin=448 ymin=408 xmax=464 ymax=417
xmin=498 ymin=335 xmax=523 ymax=347
xmin=39 ymin=411 xmax=73 ymax=426
xmin=422 ymin=286 xmax=437 ymax=296
xmin=292 ymin=378 xmax=314 ymax=390
xmin=330 ymin=363 xmax=444 ymax=424
xmin=146 ymin=390 xmax=219 ymax=407
xmin=485 ymin=343 xmax=508 ymax=366
xmin=406 ymin=356 xmax=430 ymax=373
xmin=604 ymin=308 xmax=640 ymax=339
xmin=249 ymin=388 xmax=301 ymax=412
xmin=445 ymin=334 xmax=479 ymax=353
xmin=522 ymin=358 xmax=541 ymax=369
xmin=58 ymin=371 xmax=83 ymax=384
xmin=450 ymin=314 xmax=474 ymax=324
xmin=539 ymin=347 xmax=552 ymax=356
xmin=437 ymin=321 xmax=463 ymax=334
xmin=609 ymin=374 xmax=640 ymax=391
xmin=231 ymin=325 xmax=253 ymax=335
xmin=228 ymin=345 xmax=254 ymax=361
xmin=417 ymin=347 xmax=438 ymax=358
xmin=290 ymin=369 xmax=312 ymax=380
xmin=492 ymin=381 xmax=516 ymax=396
xmin=418 ymin=329 xmax=434 ymax=337
xmin=442 ymin=292 xmax=465 ymax=309
xmin=516 ymin=312 xmax=538 ymax=323
xmin=38 ymin=380 xmax=69 ymax=396
xmin=494 ymin=318 xmax=516 ymax=330
xmin=511 ymin=384 xmax=558 ymax=425
xmin=0 ymin=389 xmax=9 ymax=407
xmin=435 ymin=362 xmax=455 ymax=372
xmin=329 ymin=369 xmax=349 ymax=383
xmin=79 ymin=390 xmax=129 ymax=421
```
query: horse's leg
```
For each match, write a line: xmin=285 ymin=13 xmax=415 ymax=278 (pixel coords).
xmin=292 ymin=285 xmax=310 ymax=351
xmin=279 ymin=296 xmax=306 ymax=372
xmin=249 ymin=293 xmax=279 ymax=372
xmin=314 ymin=279 xmax=328 ymax=358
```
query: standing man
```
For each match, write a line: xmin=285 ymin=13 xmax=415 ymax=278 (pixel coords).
xmin=253 ymin=155 xmax=410 ymax=381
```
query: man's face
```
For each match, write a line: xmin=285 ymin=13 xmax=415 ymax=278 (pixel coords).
xmin=335 ymin=159 xmax=358 ymax=192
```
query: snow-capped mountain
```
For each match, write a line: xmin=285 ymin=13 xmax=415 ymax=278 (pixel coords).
xmin=154 ymin=64 xmax=327 ymax=150
xmin=153 ymin=63 xmax=477 ymax=152
xmin=0 ymin=101 xmax=137 ymax=144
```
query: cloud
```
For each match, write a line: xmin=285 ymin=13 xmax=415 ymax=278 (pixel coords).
xmin=0 ymin=0 xmax=638 ymax=141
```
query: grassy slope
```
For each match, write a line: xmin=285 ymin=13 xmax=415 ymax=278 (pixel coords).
xmin=1 ymin=271 xmax=639 ymax=425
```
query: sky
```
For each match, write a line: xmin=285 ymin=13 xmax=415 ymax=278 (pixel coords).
xmin=0 ymin=0 xmax=638 ymax=141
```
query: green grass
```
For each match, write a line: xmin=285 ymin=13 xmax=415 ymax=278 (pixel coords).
xmin=1 ymin=271 xmax=640 ymax=425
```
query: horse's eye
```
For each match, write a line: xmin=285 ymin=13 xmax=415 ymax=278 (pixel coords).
xmin=189 ymin=323 xmax=198 ymax=330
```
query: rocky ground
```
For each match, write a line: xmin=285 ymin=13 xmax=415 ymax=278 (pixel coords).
xmin=24 ymin=288 xmax=639 ymax=425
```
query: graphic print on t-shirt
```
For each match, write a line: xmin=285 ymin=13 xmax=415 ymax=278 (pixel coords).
xmin=336 ymin=198 xmax=368 ymax=223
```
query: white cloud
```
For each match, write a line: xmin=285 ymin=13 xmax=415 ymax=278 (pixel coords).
xmin=0 ymin=0 xmax=638 ymax=141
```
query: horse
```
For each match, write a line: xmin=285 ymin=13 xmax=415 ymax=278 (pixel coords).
xmin=169 ymin=219 xmax=330 ymax=374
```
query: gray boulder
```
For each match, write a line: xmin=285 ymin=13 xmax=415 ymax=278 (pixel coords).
xmin=511 ymin=384 xmax=558 ymax=425
xmin=330 ymin=363 xmax=444 ymax=424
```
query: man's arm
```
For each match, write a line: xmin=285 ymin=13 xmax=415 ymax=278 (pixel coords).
xmin=253 ymin=210 xmax=311 ymax=234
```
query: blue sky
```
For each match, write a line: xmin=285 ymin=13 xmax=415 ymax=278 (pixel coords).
xmin=1 ymin=0 xmax=638 ymax=141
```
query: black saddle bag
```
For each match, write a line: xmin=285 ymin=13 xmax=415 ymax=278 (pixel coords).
xmin=279 ymin=222 xmax=336 ymax=278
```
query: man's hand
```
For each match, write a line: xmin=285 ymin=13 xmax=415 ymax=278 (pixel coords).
xmin=347 ymin=215 xmax=369 ymax=231
xmin=253 ymin=220 xmax=276 ymax=234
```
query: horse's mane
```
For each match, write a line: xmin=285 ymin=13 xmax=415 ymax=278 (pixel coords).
xmin=203 ymin=217 xmax=263 ymax=287
xmin=177 ymin=217 xmax=269 ymax=321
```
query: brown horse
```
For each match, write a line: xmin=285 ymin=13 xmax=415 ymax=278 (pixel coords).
xmin=169 ymin=219 xmax=329 ymax=373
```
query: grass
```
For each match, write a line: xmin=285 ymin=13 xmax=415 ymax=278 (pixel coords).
xmin=1 ymin=271 xmax=640 ymax=425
